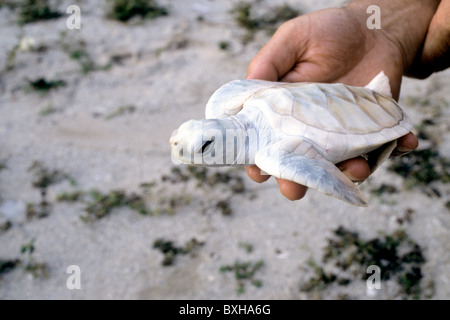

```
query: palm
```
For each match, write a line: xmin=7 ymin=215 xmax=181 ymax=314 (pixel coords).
xmin=273 ymin=9 xmax=404 ymax=98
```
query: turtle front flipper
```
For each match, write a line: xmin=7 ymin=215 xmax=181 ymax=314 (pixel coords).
xmin=254 ymin=140 xmax=368 ymax=207
xmin=205 ymin=80 xmax=277 ymax=119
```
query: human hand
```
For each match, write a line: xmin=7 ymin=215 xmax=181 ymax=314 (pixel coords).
xmin=244 ymin=1 xmax=434 ymax=201
xmin=407 ymin=0 xmax=450 ymax=78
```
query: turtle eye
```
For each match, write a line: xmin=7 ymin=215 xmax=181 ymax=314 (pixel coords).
xmin=199 ymin=138 xmax=214 ymax=154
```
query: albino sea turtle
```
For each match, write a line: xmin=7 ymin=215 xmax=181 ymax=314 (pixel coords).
xmin=170 ymin=71 xmax=412 ymax=206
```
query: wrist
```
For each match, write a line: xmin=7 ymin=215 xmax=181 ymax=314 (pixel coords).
xmin=408 ymin=0 xmax=450 ymax=78
xmin=345 ymin=0 xmax=440 ymax=72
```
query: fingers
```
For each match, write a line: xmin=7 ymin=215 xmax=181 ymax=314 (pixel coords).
xmin=245 ymin=159 xmax=370 ymax=201
xmin=246 ymin=59 xmax=279 ymax=81
xmin=276 ymin=178 xmax=308 ymax=201
xmin=245 ymin=165 xmax=271 ymax=183
xmin=246 ymin=159 xmax=371 ymax=200
xmin=337 ymin=157 xmax=371 ymax=183
xmin=335 ymin=132 xmax=419 ymax=183
xmin=391 ymin=132 xmax=419 ymax=157
xmin=245 ymin=165 xmax=308 ymax=200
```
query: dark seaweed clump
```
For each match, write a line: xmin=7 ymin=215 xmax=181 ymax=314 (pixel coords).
xmin=162 ymin=165 xmax=245 ymax=194
xmin=301 ymin=226 xmax=427 ymax=299
xmin=107 ymin=0 xmax=168 ymax=22
xmin=0 ymin=240 xmax=48 ymax=279
xmin=231 ymin=2 xmax=301 ymax=43
xmin=220 ymin=260 xmax=264 ymax=294
xmin=27 ymin=78 xmax=66 ymax=93
xmin=389 ymin=149 xmax=450 ymax=187
xmin=153 ymin=238 xmax=204 ymax=266
xmin=18 ymin=0 xmax=62 ymax=25
xmin=27 ymin=161 xmax=75 ymax=219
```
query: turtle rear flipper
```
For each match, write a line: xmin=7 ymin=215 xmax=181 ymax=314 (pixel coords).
xmin=364 ymin=71 xmax=392 ymax=97
xmin=366 ymin=140 xmax=397 ymax=174
xmin=255 ymin=141 xmax=368 ymax=207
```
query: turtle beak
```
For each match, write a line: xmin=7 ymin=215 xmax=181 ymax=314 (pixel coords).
xmin=169 ymin=129 xmax=179 ymax=148
xmin=170 ymin=129 xmax=184 ymax=164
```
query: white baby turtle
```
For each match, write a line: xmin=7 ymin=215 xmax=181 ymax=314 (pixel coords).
xmin=170 ymin=71 xmax=412 ymax=206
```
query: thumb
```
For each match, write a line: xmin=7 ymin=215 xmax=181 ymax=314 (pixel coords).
xmin=246 ymin=19 xmax=307 ymax=81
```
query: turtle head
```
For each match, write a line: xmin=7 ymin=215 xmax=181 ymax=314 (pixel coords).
xmin=170 ymin=119 xmax=229 ymax=166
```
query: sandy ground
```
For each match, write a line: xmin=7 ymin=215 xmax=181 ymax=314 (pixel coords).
xmin=0 ymin=0 xmax=449 ymax=300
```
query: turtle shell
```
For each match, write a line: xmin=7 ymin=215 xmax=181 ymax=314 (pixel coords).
xmin=206 ymin=80 xmax=412 ymax=162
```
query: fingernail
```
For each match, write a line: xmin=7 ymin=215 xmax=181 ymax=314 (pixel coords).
xmin=391 ymin=147 xmax=413 ymax=157
xmin=397 ymin=146 xmax=414 ymax=153
xmin=340 ymin=168 xmax=364 ymax=183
